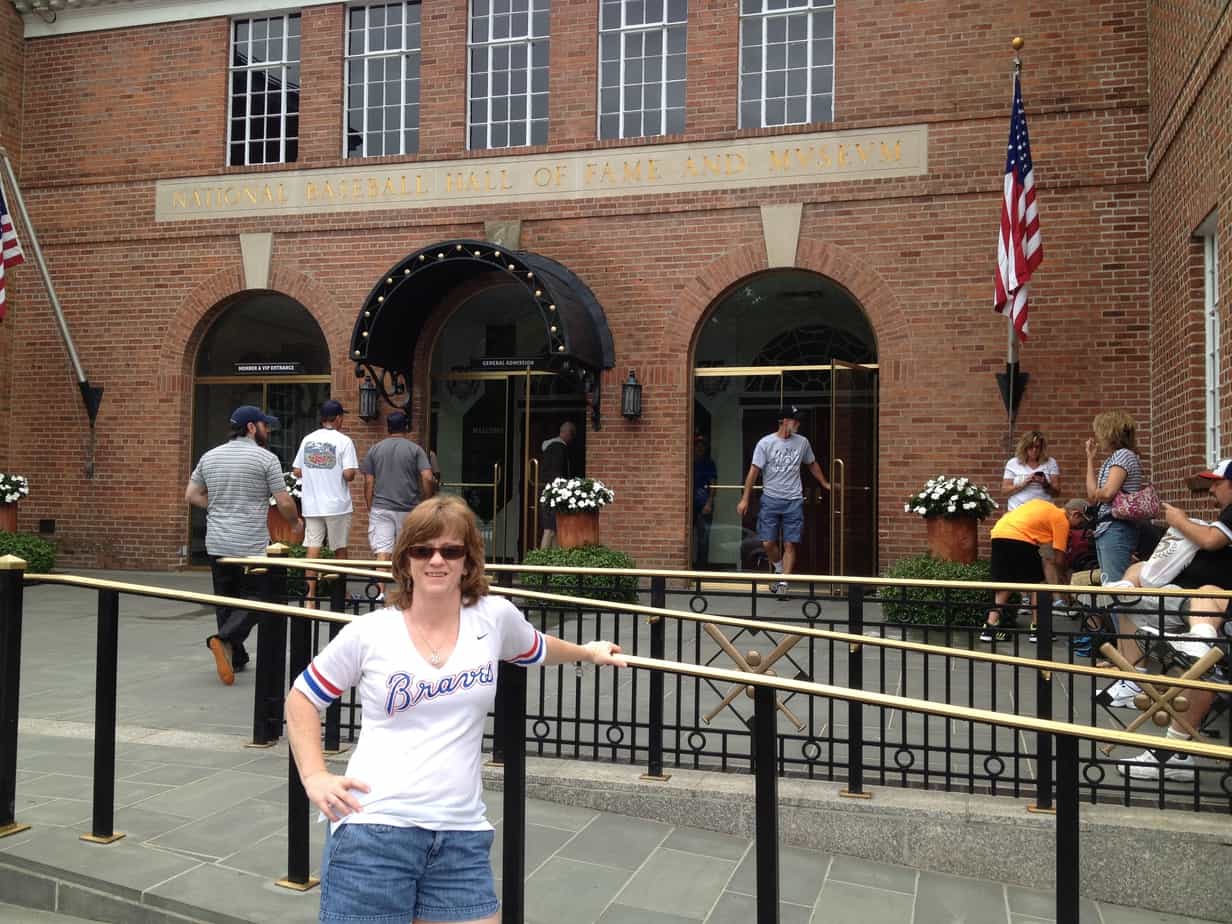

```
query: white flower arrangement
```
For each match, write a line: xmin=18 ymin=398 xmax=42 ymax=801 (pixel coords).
xmin=0 ymin=473 xmax=30 ymax=505
xmin=904 ymin=475 xmax=998 ymax=520
xmin=540 ymin=477 xmax=615 ymax=512
xmin=269 ymin=471 xmax=302 ymax=507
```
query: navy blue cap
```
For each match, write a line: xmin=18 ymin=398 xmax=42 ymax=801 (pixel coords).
xmin=321 ymin=399 xmax=347 ymax=418
xmin=386 ymin=410 xmax=409 ymax=433
xmin=778 ymin=405 xmax=802 ymax=421
xmin=230 ymin=405 xmax=279 ymax=428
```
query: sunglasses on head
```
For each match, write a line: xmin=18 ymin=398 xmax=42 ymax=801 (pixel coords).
xmin=406 ymin=544 xmax=467 ymax=560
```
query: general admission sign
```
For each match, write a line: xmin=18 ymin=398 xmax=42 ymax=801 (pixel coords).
xmin=155 ymin=125 xmax=928 ymax=221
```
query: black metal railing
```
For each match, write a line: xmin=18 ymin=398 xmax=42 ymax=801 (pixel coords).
xmin=265 ymin=560 xmax=1232 ymax=814
xmin=2 ymin=558 xmax=1231 ymax=924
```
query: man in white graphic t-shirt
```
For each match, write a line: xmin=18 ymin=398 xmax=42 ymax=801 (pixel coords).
xmin=736 ymin=405 xmax=831 ymax=599
xmin=294 ymin=399 xmax=359 ymax=605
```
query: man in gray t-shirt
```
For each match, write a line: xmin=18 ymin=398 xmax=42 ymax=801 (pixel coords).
xmin=736 ymin=405 xmax=831 ymax=598
xmin=186 ymin=405 xmax=299 ymax=686
xmin=360 ymin=410 xmax=435 ymax=563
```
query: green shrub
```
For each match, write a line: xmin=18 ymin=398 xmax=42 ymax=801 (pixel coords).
xmin=279 ymin=544 xmax=334 ymax=597
xmin=0 ymin=531 xmax=57 ymax=573
xmin=877 ymin=556 xmax=1017 ymax=627
xmin=518 ymin=545 xmax=638 ymax=603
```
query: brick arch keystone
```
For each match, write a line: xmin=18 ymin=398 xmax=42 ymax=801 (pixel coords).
xmin=669 ymin=239 xmax=910 ymax=362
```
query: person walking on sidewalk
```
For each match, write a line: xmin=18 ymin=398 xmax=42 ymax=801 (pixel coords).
xmin=735 ymin=405 xmax=830 ymax=598
xmin=293 ymin=399 xmax=359 ymax=606
xmin=185 ymin=405 xmax=300 ymax=685
xmin=361 ymin=409 xmax=435 ymax=596
xmin=538 ymin=420 xmax=576 ymax=549
xmin=286 ymin=495 xmax=625 ymax=923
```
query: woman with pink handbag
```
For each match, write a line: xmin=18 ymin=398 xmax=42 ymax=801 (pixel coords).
xmin=1084 ymin=409 xmax=1144 ymax=584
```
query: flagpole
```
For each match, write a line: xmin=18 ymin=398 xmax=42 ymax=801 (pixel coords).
xmin=1005 ymin=37 xmax=1024 ymax=454
xmin=0 ymin=146 xmax=104 ymax=477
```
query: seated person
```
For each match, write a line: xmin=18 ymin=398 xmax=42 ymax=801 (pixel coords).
xmin=980 ymin=498 xmax=1088 ymax=642
xmin=1099 ymin=460 xmax=1232 ymax=780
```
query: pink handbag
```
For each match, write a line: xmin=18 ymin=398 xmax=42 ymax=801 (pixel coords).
xmin=1111 ymin=483 xmax=1161 ymax=521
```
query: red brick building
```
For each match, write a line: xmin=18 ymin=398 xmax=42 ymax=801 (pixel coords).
xmin=0 ymin=0 xmax=1222 ymax=574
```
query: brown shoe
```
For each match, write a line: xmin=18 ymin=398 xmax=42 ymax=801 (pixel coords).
xmin=207 ymin=636 xmax=234 ymax=686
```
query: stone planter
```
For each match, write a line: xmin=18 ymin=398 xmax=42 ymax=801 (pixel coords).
xmin=0 ymin=502 xmax=16 ymax=533
xmin=555 ymin=510 xmax=599 ymax=549
xmin=925 ymin=514 xmax=978 ymax=564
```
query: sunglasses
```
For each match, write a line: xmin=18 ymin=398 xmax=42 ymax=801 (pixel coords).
xmin=406 ymin=544 xmax=467 ymax=561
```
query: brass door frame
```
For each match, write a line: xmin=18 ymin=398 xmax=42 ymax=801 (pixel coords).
xmin=692 ymin=362 xmax=878 ymax=575
xmin=435 ymin=368 xmax=555 ymax=559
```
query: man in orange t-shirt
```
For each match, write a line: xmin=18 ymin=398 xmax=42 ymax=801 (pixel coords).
xmin=981 ymin=498 xmax=1088 ymax=642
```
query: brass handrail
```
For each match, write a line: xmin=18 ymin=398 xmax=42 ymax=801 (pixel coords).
xmin=20 ymin=567 xmax=1232 ymax=763
xmin=245 ymin=555 xmax=1232 ymax=602
xmin=219 ymin=558 xmax=1232 ymax=696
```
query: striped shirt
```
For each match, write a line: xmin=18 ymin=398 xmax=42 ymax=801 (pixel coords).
xmin=1095 ymin=448 xmax=1142 ymax=537
xmin=190 ymin=437 xmax=286 ymax=556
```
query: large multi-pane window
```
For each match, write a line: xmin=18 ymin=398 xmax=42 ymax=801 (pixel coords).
xmin=345 ymin=2 xmax=422 ymax=158
xmin=1201 ymin=218 xmax=1223 ymax=462
xmin=468 ymin=0 xmax=550 ymax=149
xmin=598 ymin=0 xmax=687 ymax=140
xmin=228 ymin=14 xmax=301 ymax=166
xmin=738 ymin=0 xmax=834 ymax=129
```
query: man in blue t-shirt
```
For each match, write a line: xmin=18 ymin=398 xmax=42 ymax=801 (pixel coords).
xmin=736 ymin=406 xmax=831 ymax=598
xmin=692 ymin=434 xmax=717 ymax=568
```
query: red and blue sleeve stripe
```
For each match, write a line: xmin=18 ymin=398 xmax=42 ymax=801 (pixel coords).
xmin=507 ymin=630 xmax=546 ymax=666
xmin=296 ymin=661 xmax=343 ymax=707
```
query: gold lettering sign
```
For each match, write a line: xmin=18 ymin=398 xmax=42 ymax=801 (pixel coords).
xmin=155 ymin=125 xmax=927 ymax=221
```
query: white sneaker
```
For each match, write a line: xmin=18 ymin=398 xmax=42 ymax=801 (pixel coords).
xmin=1099 ymin=677 xmax=1143 ymax=708
xmin=769 ymin=580 xmax=789 ymax=598
xmin=1117 ymin=749 xmax=1195 ymax=781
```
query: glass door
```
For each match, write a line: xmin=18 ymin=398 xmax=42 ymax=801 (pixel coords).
xmin=830 ymin=361 xmax=878 ymax=576
xmin=431 ymin=369 xmax=586 ymax=562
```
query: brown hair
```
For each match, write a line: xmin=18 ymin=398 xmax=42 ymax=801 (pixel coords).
xmin=1014 ymin=430 xmax=1047 ymax=464
xmin=1092 ymin=410 xmax=1138 ymax=453
xmin=389 ymin=495 xmax=490 ymax=608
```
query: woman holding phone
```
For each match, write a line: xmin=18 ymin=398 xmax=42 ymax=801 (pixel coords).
xmin=1002 ymin=430 xmax=1061 ymax=510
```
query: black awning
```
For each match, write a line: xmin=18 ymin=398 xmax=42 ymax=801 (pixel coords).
xmin=350 ymin=239 xmax=614 ymax=396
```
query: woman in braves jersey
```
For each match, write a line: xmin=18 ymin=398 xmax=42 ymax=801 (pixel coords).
xmin=286 ymin=495 xmax=624 ymax=924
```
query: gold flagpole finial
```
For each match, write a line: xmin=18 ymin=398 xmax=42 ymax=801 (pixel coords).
xmin=1011 ymin=36 xmax=1024 ymax=51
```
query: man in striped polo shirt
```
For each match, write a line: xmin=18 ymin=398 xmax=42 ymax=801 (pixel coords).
xmin=186 ymin=405 xmax=301 ymax=685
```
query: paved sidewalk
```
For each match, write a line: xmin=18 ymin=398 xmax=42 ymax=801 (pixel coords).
xmin=0 ymin=571 xmax=1221 ymax=923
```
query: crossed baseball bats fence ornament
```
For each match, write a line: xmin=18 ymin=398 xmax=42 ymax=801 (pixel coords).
xmin=1097 ymin=639 xmax=1224 ymax=753
xmin=701 ymin=623 xmax=807 ymax=731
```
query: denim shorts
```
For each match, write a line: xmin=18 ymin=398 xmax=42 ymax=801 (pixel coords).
xmin=756 ymin=494 xmax=804 ymax=543
xmin=320 ymin=822 xmax=498 ymax=923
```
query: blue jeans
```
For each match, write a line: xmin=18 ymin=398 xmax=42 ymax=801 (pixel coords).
xmin=320 ymin=822 xmax=498 ymax=923
xmin=1095 ymin=519 xmax=1139 ymax=584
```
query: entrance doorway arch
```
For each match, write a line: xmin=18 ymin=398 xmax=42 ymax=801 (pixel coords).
xmin=190 ymin=293 xmax=331 ymax=565
xmin=692 ymin=269 xmax=878 ymax=576
xmin=351 ymin=240 xmax=614 ymax=562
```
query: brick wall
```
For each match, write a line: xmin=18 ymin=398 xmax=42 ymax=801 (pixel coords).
xmin=4 ymin=1 xmax=1155 ymax=569
xmin=1147 ymin=1 xmax=1232 ymax=509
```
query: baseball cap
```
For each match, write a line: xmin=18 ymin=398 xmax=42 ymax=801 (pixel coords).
xmin=778 ymin=404 xmax=802 ymax=421
xmin=386 ymin=410 xmax=409 ymax=433
xmin=229 ymin=405 xmax=279 ymax=429
xmin=1186 ymin=459 xmax=1232 ymax=490
xmin=321 ymin=399 xmax=347 ymax=418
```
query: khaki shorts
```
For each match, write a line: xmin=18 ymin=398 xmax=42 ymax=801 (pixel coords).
xmin=367 ymin=507 xmax=409 ymax=554
xmin=304 ymin=513 xmax=351 ymax=550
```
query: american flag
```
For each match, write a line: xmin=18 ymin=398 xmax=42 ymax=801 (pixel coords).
xmin=994 ymin=73 xmax=1042 ymax=342
xmin=0 ymin=184 xmax=24 ymax=322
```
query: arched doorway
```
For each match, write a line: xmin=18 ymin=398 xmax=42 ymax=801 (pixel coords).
xmin=692 ymin=269 xmax=878 ymax=575
xmin=189 ymin=293 xmax=331 ymax=565
xmin=351 ymin=240 xmax=614 ymax=562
